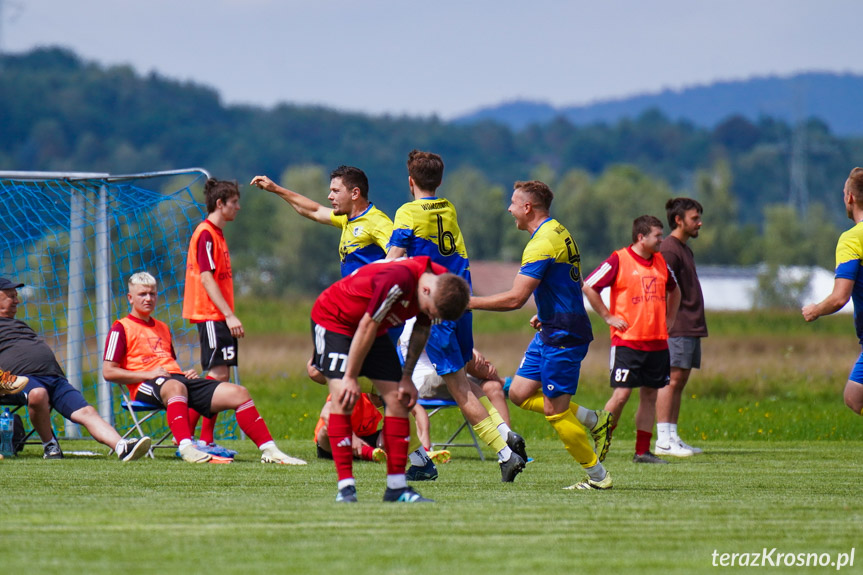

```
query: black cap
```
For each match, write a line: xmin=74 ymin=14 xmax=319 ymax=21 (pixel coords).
xmin=0 ymin=278 xmax=24 ymax=290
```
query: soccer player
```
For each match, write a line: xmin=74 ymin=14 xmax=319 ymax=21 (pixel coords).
xmin=656 ymin=197 xmax=707 ymax=457
xmin=386 ymin=149 xmax=527 ymax=482
xmin=251 ymin=167 xmax=439 ymax=478
xmin=250 ymin=166 xmax=393 ymax=277
xmin=470 ymin=181 xmax=613 ymax=490
xmin=583 ymin=215 xmax=681 ymax=464
xmin=182 ymin=178 xmax=243 ymax=454
xmin=310 ymin=256 xmax=470 ymax=502
xmin=104 ymin=272 xmax=306 ymax=465
xmin=0 ymin=277 xmax=151 ymax=461
xmin=314 ymin=392 xmax=386 ymax=462
xmin=802 ymin=167 xmax=863 ymax=418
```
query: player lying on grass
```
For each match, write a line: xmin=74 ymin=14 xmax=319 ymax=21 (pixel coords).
xmin=310 ymin=256 xmax=470 ymax=503
xmin=0 ymin=277 xmax=151 ymax=461
xmin=103 ymin=272 xmax=305 ymax=465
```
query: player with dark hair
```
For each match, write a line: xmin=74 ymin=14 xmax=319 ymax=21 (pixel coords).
xmin=251 ymin=166 xmax=392 ymax=277
xmin=656 ymin=197 xmax=707 ymax=457
xmin=583 ymin=215 xmax=681 ymax=464
xmin=310 ymin=256 xmax=470 ymax=502
xmin=181 ymin=178 xmax=243 ymax=455
xmin=386 ymin=149 xmax=528 ymax=482
xmin=471 ymin=180 xmax=613 ymax=490
xmin=105 ymin=272 xmax=305 ymax=465
xmin=803 ymin=167 xmax=863 ymax=417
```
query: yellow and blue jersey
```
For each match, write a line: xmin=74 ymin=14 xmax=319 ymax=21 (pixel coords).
xmin=519 ymin=218 xmax=593 ymax=348
xmin=389 ymin=197 xmax=471 ymax=286
xmin=330 ymin=203 xmax=393 ymax=277
xmin=834 ymin=221 xmax=863 ymax=342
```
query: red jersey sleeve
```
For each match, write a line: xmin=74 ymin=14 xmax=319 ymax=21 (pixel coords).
xmin=584 ymin=252 xmax=620 ymax=291
xmin=366 ymin=265 xmax=417 ymax=324
xmin=196 ymin=229 xmax=217 ymax=274
xmin=104 ymin=321 xmax=127 ymax=362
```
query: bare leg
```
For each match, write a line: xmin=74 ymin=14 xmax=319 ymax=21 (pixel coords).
xmin=634 ymin=387 xmax=658 ymax=433
xmin=844 ymin=380 xmax=863 ymax=414
xmin=27 ymin=387 xmax=55 ymax=442
xmin=604 ymin=387 xmax=632 ymax=428
xmin=70 ymin=405 xmax=121 ymax=448
xmin=656 ymin=366 xmax=691 ymax=424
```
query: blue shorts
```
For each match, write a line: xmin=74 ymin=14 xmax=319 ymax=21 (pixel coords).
xmin=19 ymin=374 xmax=90 ymax=419
xmin=425 ymin=312 xmax=474 ymax=376
xmin=849 ymin=351 xmax=863 ymax=384
xmin=515 ymin=333 xmax=589 ymax=398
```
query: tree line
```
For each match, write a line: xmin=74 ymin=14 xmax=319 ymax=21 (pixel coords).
xmin=1 ymin=47 xmax=859 ymax=298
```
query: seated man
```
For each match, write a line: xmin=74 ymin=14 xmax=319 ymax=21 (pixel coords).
xmin=103 ymin=271 xmax=306 ymax=465
xmin=0 ymin=277 xmax=151 ymax=461
xmin=315 ymin=392 xmax=386 ymax=462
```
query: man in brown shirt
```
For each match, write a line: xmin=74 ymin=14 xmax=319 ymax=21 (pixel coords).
xmin=656 ymin=198 xmax=707 ymax=457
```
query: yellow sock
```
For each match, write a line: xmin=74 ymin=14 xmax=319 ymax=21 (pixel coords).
xmin=546 ymin=410 xmax=597 ymax=468
xmin=479 ymin=396 xmax=505 ymax=429
xmin=473 ymin=416 xmax=507 ymax=452
xmin=518 ymin=390 xmax=545 ymax=414
xmin=408 ymin=412 xmax=420 ymax=452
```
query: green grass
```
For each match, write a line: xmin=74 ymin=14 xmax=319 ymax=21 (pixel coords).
xmin=4 ymin=378 xmax=862 ymax=574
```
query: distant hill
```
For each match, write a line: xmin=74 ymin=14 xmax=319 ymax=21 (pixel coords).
xmin=456 ymin=72 xmax=863 ymax=135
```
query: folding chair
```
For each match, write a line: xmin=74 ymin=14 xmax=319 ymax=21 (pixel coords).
xmin=110 ymin=386 xmax=174 ymax=458
xmin=0 ymin=393 xmax=40 ymax=453
xmin=417 ymin=398 xmax=485 ymax=461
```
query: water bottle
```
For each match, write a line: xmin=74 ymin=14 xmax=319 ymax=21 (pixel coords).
xmin=0 ymin=408 xmax=14 ymax=457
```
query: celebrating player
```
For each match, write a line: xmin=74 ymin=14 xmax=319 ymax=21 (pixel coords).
xmin=386 ymin=149 xmax=527 ymax=482
xmin=470 ymin=180 xmax=613 ymax=490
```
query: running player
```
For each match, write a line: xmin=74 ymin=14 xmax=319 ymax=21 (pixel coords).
xmin=470 ymin=180 xmax=613 ymax=490
xmin=386 ymin=149 xmax=527 ymax=482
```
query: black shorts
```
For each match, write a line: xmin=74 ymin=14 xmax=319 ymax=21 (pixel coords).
xmin=609 ymin=346 xmax=670 ymax=389
xmin=311 ymin=321 xmax=402 ymax=382
xmin=134 ymin=374 xmax=221 ymax=418
xmin=197 ymin=320 xmax=238 ymax=370
xmin=315 ymin=430 xmax=381 ymax=459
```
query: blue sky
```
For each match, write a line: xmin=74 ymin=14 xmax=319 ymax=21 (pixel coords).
xmin=2 ymin=0 xmax=859 ymax=119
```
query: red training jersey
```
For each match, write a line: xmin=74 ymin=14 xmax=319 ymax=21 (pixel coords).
xmin=311 ymin=256 xmax=446 ymax=337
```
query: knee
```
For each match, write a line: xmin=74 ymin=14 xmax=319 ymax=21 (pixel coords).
xmin=28 ymin=387 xmax=49 ymax=408
xmin=844 ymin=389 xmax=863 ymax=414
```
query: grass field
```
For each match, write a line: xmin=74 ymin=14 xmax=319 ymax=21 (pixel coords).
xmin=3 ymin=307 xmax=862 ymax=573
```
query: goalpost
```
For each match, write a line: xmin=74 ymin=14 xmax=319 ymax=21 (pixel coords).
xmin=0 ymin=168 xmax=239 ymax=441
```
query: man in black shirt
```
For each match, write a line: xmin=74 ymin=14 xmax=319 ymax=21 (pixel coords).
xmin=0 ymin=277 xmax=150 ymax=461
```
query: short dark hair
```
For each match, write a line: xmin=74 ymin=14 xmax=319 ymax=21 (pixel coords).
xmin=330 ymin=166 xmax=369 ymax=199
xmin=514 ymin=180 xmax=554 ymax=212
xmin=407 ymin=149 xmax=444 ymax=192
xmin=665 ymin=197 xmax=703 ymax=230
xmin=848 ymin=167 xmax=863 ymax=200
xmin=433 ymin=273 xmax=470 ymax=321
xmin=204 ymin=179 xmax=240 ymax=214
xmin=632 ymin=215 xmax=663 ymax=243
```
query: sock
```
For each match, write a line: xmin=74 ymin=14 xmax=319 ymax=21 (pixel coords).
xmin=479 ymin=396 xmax=512 ymax=439
xmin=656 ymin=422 xmax=671 ymax=446
xmin=669 ymin=423 xmax=679 ymax=440
xmin=187 ymin=408 xmax=202 ymax=438
xmin=43 ymin=438 xmax=58 ymax=448
xmin=359 ymin=444 xmax=375 ymax=461
xmin=574 ymin=404 xmax=598 ymax=429
xmin=472 ymin=415 xmax=508 ymax=456
xmin=328 ymin=413 xmax=354 ymax=481
xmin=387 ymin=474 xmax=408 ymax=490
xmin=166 ymin=396 xmax=193 ymax=443
xmin=635 ymin=429 xmax=652 ymax=455
xmin=258 ymin=440 xmax=275 ymax=451
xmin=235 ymin=400 xmax=273 ymax=446
xmin=408 ymin=412 xmax=421 ymax=452
xmin=200 ymin=414 xmax=217 ymax=444
xmin=409 ymin=447 xmax=430 ymax=467
xmin=178 ymin=438 xmax=192 ymax=448
xmin=546 ymin=410 xmax=597 ymax=467
xmin=585 ymin=461 xmax=607 ymax=482
xmin=518 ymin=390 xmax=545 ymax=414
xmin=383 ymin=416 xmax=410 ymax=477
xmin=338 ymin=478 xmax=356 ymax=490
xmin=114 ymin=438 xmax=127 ymax=454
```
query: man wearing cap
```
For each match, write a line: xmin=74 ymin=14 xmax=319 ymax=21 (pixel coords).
xmin=0 ymin=277 xmax=151 ymax=461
